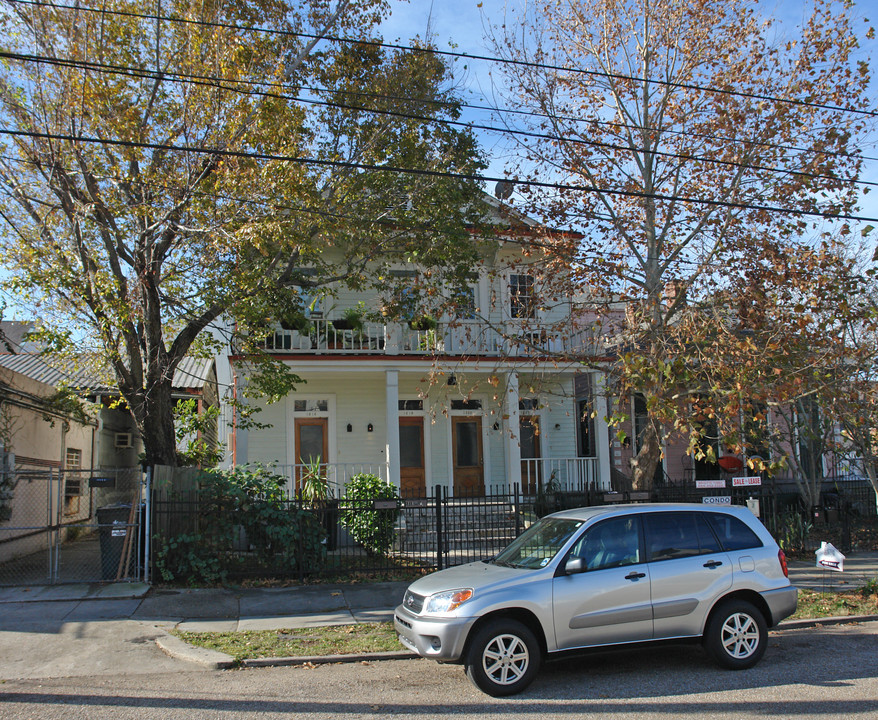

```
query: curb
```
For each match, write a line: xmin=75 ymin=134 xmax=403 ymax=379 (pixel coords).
xmin=776 ymin=613 xmax=878 ymax=631
xmin=155 ymin=629 xmax=237 ymax=669
xmin=242 ymin=650 xmax=418 ymax=668
xmin=157 ymin=615 xmax=878 ymax=670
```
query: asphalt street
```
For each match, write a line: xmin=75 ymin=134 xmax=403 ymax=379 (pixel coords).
xmin=1 ymin=553 xmax=876 ymax=717
xmin=1 ymin=621 xmax=876 ymax=719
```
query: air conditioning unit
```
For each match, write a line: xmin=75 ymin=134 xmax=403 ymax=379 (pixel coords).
xmin=114 ymin=432 xmax=133 ymax=449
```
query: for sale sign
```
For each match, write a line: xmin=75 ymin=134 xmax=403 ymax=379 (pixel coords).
xmin=702 ymin=496 xmax=732 ymax=505
xmin=732 ymin=476 xmax=762 ymax=487
xmin=696 ymin=480 xmax=726 ymax=489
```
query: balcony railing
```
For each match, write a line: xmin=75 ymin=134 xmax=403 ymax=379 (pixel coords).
xmin=264 ymin=318 xmax=598 ymax=357
xmin=518 ymin=457 xmax=606 ymax=495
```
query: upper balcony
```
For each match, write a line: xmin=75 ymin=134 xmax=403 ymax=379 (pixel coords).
xmin=262 ymin=317 xmax=599 ymax=358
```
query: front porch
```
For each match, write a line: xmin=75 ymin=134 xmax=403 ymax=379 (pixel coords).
xmin=224 ymin=367 xmax=613 ymax=503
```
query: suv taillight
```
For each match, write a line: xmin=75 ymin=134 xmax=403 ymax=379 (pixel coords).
xmin=778 ymin=549 xmax=789 ymax=578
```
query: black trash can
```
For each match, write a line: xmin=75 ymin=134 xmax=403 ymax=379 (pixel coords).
xmin=96 ymin=504 xmax=132 ymax=581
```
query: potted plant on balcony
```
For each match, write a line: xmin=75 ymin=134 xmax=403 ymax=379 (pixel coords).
xmin=332 ymin=304 xmax=365 ymax=334
xmin=329 ymin=304 xmax=366 ymax=349
xmin=279 ymin=310 xmax=312 ymax=334
xmin=408 ymin=314 xmax=438 ymax=331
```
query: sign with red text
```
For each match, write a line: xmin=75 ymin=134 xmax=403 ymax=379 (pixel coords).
xmin=732 ymin=476 xmax=762 ymax=487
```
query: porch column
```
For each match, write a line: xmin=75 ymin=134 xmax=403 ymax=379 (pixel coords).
xmin=505 ymin=372 xmax=522 ymax=491
xmin=385 ymin=370 xmax=401 ymax=489
xmin=594 ymin=371 xmax=612 ymax=489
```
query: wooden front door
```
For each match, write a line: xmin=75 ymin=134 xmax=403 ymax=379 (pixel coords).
xmin=452 ymin=416 xmax=484 ymax=496
xmin=294 ymin=417 xmax=328 ymax=490
xmin=399 ymin=417 xmax=426 ymax=496
xmin=520 ymin=415 xmax=542 ymax=495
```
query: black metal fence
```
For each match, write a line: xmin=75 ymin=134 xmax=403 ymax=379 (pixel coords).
xmin=150 ymin=474 xmax=877 ymax=585
xmin=150 ymin=486 xmax=527 ymax=583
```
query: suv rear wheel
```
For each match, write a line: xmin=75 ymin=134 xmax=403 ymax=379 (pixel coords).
xmin=464 ymin=619 xmax=541 ymax=696
xmin=704 ymin=599 xmax=767 ymax=669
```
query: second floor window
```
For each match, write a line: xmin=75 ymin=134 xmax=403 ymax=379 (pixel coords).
xmin=65 ymin=448 xmax=82 ymax=469
xmin=509 ymin=274 xmax=536 ymax=319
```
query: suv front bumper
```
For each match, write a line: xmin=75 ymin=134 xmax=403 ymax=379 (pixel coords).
xmin=394 ymin=605 xmax=478 ymax=662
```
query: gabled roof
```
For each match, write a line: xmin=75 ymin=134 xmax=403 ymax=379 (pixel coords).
xmin=171 ymin=357 xmax=215 ymax=391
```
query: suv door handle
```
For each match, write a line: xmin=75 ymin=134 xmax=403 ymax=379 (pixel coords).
xmin=625 ymin=571 xmax=646 ymax=580
xmin=703 ymin=560 xmax=723 ymax=569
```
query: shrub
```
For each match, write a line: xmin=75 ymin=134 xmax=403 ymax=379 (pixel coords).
xmin=772 ymin=509 xmax=813 ymax=555
xmin=154 ymin=465 xmax=325 ymax=583
xmin=340 ymin=473 xmax=400 ymax=556
xmin=155 ymin=532 xmax=226 ymax=586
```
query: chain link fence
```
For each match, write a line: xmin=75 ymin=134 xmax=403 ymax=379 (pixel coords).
xmin=0 ymin=467 xmax=145 ymax=586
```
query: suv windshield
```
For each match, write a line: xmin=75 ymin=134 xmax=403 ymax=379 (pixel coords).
xmin=491 ymin=517 xmax=584 ymax=569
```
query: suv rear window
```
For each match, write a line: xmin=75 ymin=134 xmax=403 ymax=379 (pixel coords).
xmin=706 ymin=513 xmax=763 ymax=551
xmin=644 ymin=512 xmax=721 ymax=561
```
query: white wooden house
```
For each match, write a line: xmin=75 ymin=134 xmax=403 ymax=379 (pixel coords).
xmin=216 ymin=200 xmax=614 ymax=497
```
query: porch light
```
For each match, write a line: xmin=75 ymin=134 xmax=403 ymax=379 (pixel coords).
xmin=346 ymin=423 xmax=352 ymax=433
xmin=368 ymin=423 xmax=374 ymax=432
xmin=447 ymin=373 xmax=457 ymax=386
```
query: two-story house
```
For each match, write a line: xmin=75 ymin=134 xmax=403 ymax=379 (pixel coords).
xmin=216 ymin=198 xmax=614 ymax=498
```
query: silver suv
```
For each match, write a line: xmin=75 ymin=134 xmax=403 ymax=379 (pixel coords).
xmin=395 ymin=503 xmax=797 ymax=696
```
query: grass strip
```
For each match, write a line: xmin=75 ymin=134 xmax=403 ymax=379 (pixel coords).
xmin=791 ymin=587 xmax=878 ymax=620
xmin=173 ymin=584 xmax=878 ymax=661
xmin=173 ymin=622 xmax=401 ymax=661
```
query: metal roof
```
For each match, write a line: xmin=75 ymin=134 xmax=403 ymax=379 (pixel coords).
xmin=0 ymin=353 xmax=214 ymax=392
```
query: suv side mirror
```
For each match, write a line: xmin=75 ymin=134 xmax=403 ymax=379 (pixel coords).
xmin=564 ymin=556 xmax=586 ymax=575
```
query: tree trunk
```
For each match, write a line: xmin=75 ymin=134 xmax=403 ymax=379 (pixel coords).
xmin=630 ymin=419 xmax=662 ymax=491
xmin=126 ymin=378 xmax=178 ymax=467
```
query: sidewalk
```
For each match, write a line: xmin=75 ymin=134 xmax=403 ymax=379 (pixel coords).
xmin=2 ymin=553 xmax=877 ymax=629
xmin=785 ymin=550 xmax=878 ymax=592
xmin=0 ymin=580 xmax=410 ymax=632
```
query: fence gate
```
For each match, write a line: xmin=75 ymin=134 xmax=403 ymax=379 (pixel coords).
xmin=0 ymin=467 xmax=145 ymax=587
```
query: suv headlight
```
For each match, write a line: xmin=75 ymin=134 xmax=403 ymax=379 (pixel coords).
xmin=424 ymin=588 xmax=473 ymax=615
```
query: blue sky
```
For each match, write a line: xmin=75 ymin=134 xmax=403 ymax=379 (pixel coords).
xmin=1 ymin=0 xmax=874 ymax=322
xmin=380 ymin=0 xmax=877 ymax=237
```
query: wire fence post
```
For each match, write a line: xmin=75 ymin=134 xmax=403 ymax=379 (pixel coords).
xmin=143 ymin=465 xmax=152 ymax=584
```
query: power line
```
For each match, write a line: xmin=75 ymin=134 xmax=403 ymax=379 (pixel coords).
xmin=2 ymin=127 xmax=874 ymax=223
xmin=0 ymin=149 xmax=846 ymax=278
xmin=4 ymin=49 xmax=873 ymax=191
xmin=4 ymin=0 xmax=875 ymax=119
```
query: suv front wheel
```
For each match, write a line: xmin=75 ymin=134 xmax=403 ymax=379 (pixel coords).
xmin=464 ymin=619 xmax=541 ymax=696
xmin=704 ymin=599 xmax=768 ymax=670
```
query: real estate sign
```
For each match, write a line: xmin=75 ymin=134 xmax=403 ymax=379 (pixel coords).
xmin=696 ymin=480 xmax=726 ymax=489
xmin=702 ymin=496 xmax=732 ymax=505
xmin=732 ymin=476 xmax=762 ymax=487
